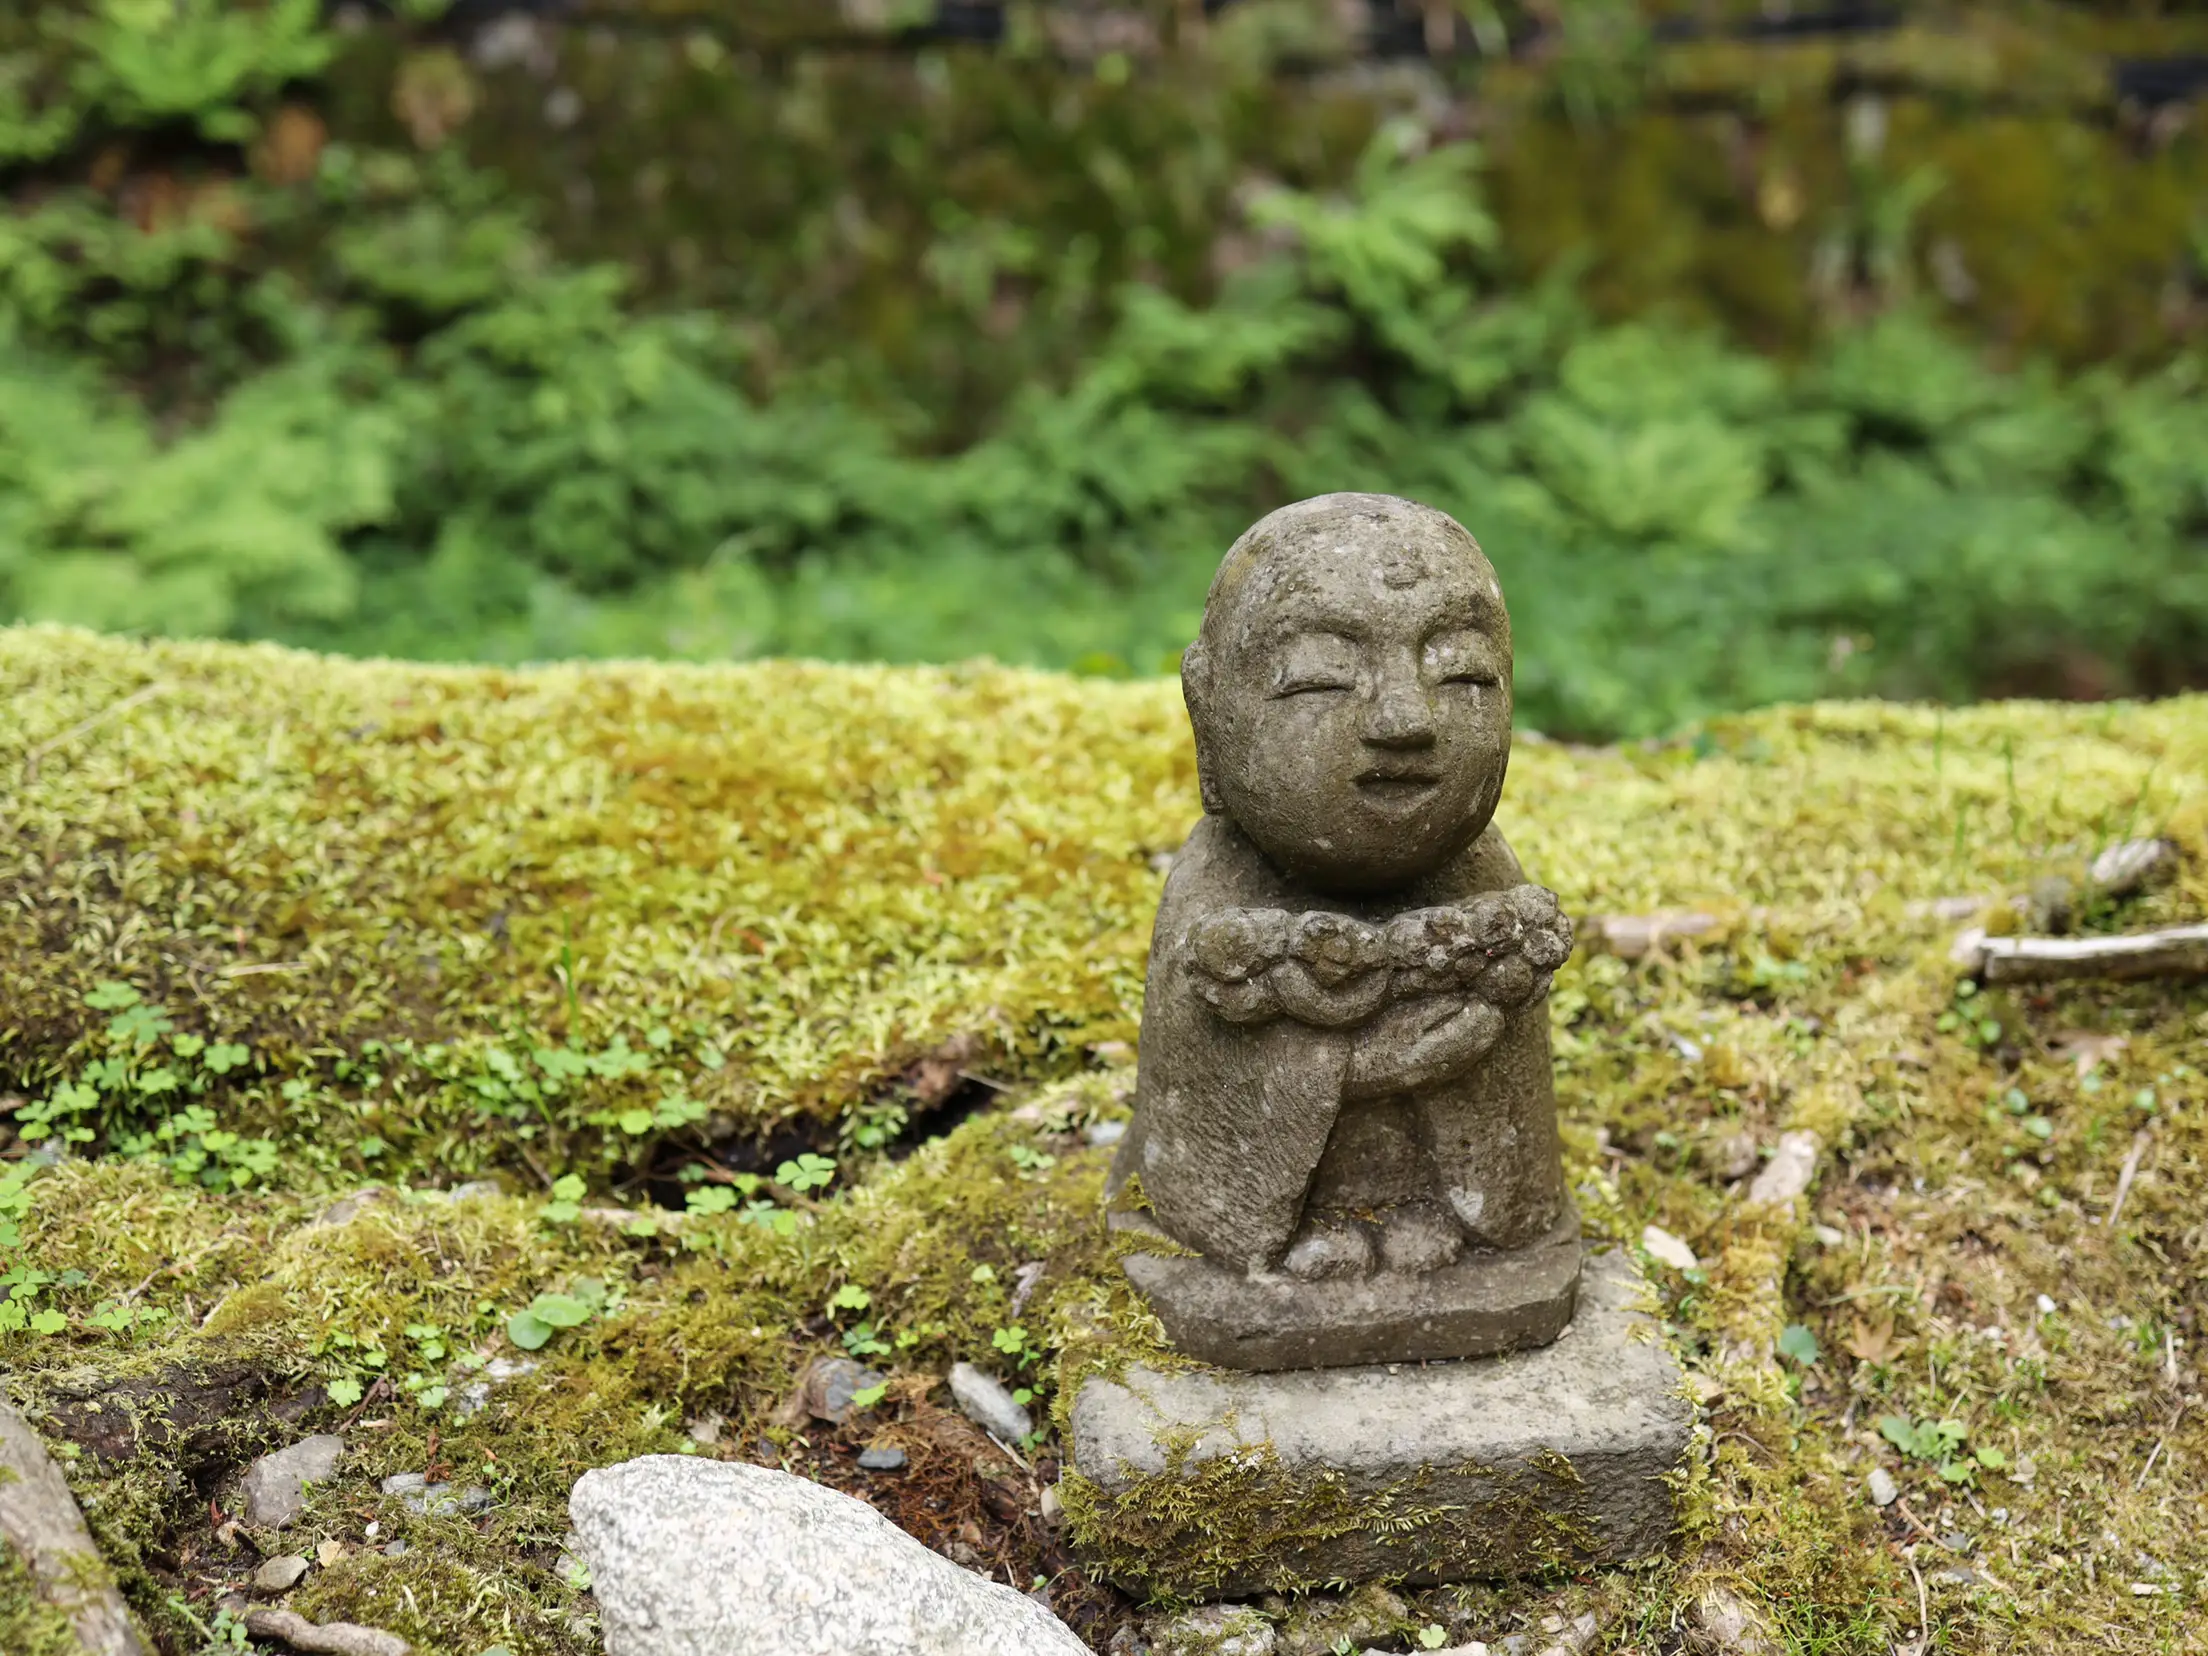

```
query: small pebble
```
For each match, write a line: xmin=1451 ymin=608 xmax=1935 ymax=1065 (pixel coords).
xmin=253 ymin=1554 xmax=310 ymax=1593
xmin=857 ymin=1445 xmax=907 ymax=1472
xmin=1639 ymin=1224 xmax=1698 ymax=1272
xmin=801 ymin=1355 xmax=888 ymax=1426
xmin=238 ymin=1434 xmax=347 ymax=1530
xmin=948 ymin=1362 xmax=1033 ymax=1444
xmin=384 ymin=1539 xmax=409 ymax=1557
xmin=1084 ymin=1119 xmax=1128 ymax=1149
xmin=451 ymin=1381 xmax=495 ymax=1421
xmin=380 ymin=1472 xmax=428 ymax=1495
xmin=1867 ymin=1467 xmax=1899 ymax=1507
xmin=401 ymin=1482 xmax=493 ymax=1517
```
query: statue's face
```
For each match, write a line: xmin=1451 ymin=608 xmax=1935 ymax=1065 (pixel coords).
xmin=1194 ymin=517 xmax=1512 ymax=894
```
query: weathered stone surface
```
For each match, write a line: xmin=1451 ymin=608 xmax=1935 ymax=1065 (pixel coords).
xmin=1109 ymin=494 xmax=1579 ymax=1370
xmin=240 ymin=1434 xmax=346 ymax=1529
xmin=0 ymin=1395 xmax=150 ymax=1654
xmin=570 ymin=1455 xmax=1088 ymax=1656
xmin=1273 ymin=1587 xmax=1408 ymax=1656
xmin=1067 ymin=1251 xmax=1689 ymax=1595
xmin=1114 ymin=1204 xmax=1580 ymax=1371
xmin=1145 ymin=1602 xmax=1277 ymax=1655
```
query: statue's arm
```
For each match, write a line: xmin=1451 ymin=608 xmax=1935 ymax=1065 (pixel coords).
xmin=1184 ymin=905 xmax=1390 ymax=1028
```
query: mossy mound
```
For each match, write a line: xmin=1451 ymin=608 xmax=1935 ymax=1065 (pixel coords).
xmin=3 ymin=628 xmax=2205 ymax=1652
xmin=1 ymin=625 xmax=1197 ymax=1181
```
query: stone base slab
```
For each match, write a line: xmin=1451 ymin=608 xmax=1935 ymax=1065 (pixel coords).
xmin=1065 ymin=1249 xmax=1690 ymax=1597
xmin=1116 ymin=1204 xmax=1583 ymax=1371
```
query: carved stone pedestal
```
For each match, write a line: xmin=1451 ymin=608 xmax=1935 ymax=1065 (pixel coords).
xmin=1063 ymin=1250 xmax=1691 ymax=1598
xmin=1112 ymin=1204 xmax=1583 ymax=1372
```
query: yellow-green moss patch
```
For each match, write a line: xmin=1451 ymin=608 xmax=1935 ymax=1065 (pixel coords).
xmin=2 ymin=631 xmax=2204 ymax=1652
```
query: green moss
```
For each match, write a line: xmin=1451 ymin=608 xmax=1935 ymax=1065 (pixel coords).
xmin=309 ymin=9 xmax=2208 ymax=385
xmin=1060 ymin=1437 xmax=1609 ymax=1598
xmin=6 ymin=628 xmax=2199 ymax=1188
xmin=0 ymin=1547 xmax=84 ymax=1656
xmin=1 ymin=634 xmax=2203 ymax=1649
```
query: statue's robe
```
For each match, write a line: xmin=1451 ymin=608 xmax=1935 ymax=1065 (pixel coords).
xmin=1108 ymin=814 xmax=1565 ymax=1275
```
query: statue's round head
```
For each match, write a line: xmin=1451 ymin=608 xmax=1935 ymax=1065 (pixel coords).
xmin=1182 ymin=493 xmax=1513 ymax=894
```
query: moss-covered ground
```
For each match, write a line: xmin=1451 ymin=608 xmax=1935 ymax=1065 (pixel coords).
xmin=2 ymin=625 xmax=2203 ymax=1654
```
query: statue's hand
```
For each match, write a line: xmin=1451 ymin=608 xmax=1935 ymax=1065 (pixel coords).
xmin=1191 ymin=973 xmax=1282 ymax=1024
xmin=1268 ymin=957 xmax=1391 ymax=1028
xmin=1344 ymin=995 xmax=1508 ymax=1099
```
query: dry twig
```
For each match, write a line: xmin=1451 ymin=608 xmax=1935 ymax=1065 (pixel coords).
xmin=1957 ymin=924 xmax=2208 ymax=985
xmin=2106 ymin=1129 xmax=2153 ymax=1230
xmin=21 ymin=681 xmax=169 ymax=783
xmin=244 ymin=1608 xmax=412 ymax=1656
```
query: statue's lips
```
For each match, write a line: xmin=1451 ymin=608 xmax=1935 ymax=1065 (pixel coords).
xmin=1352 ymin=768 xmax=1441 ymax=805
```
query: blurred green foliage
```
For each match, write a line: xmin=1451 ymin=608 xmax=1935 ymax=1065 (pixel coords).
xmin=1 ymin=3 xmax=2205 ymax=737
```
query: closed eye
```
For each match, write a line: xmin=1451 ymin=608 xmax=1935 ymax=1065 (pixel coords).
xmin=1272 ymin=677 xmax=1354 ymax=698
xmin=1441 ymin=670 xmax=1499 ymax=688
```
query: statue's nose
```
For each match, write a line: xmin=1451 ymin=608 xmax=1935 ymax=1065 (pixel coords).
xmin=1363 ymin=674 xmax=1437 ymax=749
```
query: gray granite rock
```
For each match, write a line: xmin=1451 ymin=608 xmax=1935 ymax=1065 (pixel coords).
xmin=949 ymin=1362 xmax=1034 ymax=1444
xmin=240 ymin=1434 xmax=346 ymax=1529
xmin=1067 ymin=1250 xmax=1690 ymax=1594
xmin=570 ymin=1455 xmax=1087 ymax=1655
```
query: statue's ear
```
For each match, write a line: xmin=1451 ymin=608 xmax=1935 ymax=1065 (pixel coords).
xmin=1181 ymin=640 xmax=1226 ymax=816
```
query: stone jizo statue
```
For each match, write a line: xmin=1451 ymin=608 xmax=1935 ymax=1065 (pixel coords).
xmin=1109 ymin=493 xmax=1581 ymax=1369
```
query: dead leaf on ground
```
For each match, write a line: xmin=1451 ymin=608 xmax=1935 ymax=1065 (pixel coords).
xmin=2047 ymin=1029 xmax=2127 ymax=1080
xmin=906 ymin=1032 xmax=985 ymax=1106
xmin=1845 ymin=1315 xmax=1896 ymax=1365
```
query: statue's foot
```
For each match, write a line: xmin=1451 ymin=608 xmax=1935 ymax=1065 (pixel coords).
xmin=1279 ymin=1221 xmax=1375 ymax=1281
xmin=1378 ymin=1202 xmax=1466 ymax=1274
